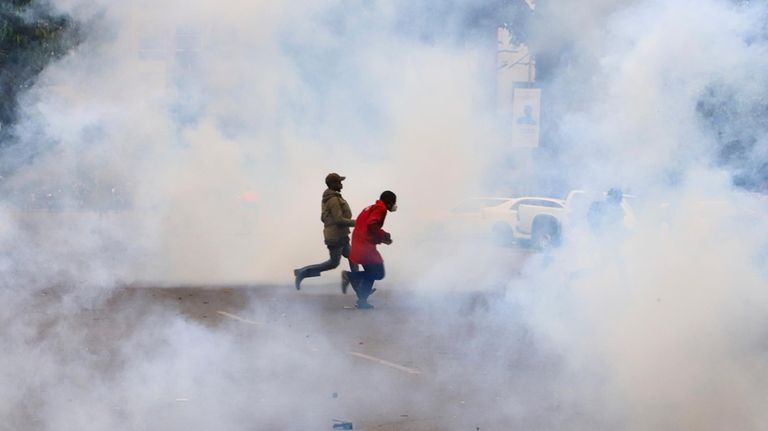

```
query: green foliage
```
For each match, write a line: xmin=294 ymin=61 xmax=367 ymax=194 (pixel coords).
xmin=0 ymin=0 xmax=79 ymax=131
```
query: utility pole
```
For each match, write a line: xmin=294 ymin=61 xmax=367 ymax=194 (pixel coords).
xmin=496 ymin=0 xmax=539 ymax=195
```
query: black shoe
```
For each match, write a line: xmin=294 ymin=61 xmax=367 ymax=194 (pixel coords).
xmin=341 ymin=271 xmax=351 ymax=295
xmin=355 ymin=300 xmax=374 ymax=309
xmin=293 ymin=269 xmax=302 ymax=290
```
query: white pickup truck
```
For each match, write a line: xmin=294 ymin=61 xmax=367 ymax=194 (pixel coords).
xmin=506 ymin=190 xmax=635 ymax=249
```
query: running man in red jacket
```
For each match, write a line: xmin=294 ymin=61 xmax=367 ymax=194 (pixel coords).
xmin=342 ymin=190 xmax=397 ymax=309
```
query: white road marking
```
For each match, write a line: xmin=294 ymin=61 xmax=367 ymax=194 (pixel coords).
xmin=216 ymin=310 xmax=261 ymax=325
xmin=348 ymin=351 xmax=422 ymax=375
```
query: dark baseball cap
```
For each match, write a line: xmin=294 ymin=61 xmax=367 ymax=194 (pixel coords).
xmin=325 ymin=173 xmax=346 ymax=184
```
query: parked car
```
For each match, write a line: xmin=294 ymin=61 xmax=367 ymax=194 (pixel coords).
xmin=509 ymin=190 xmax=636 ymax=249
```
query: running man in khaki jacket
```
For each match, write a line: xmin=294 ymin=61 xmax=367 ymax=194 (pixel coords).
xmin=293 ymin=173 xmax=359 ymax=291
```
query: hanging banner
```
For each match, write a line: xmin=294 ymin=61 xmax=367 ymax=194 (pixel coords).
xmin=511 ymin=88 xmax=541 ymax=147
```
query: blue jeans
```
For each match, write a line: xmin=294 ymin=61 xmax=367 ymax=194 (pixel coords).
xmin=348 ymin=263 xmax=385 ymax=302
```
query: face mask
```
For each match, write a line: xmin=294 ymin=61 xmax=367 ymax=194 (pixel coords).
xmin=389 ymin=203 xmax=398 ymax=212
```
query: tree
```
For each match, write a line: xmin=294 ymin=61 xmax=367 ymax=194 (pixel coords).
xmin=0 ymin=0 xmax=78 ymax=136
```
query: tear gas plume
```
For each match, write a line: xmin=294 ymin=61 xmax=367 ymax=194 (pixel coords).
xmin=1 ymin=0 xmax=768 ymax=429
xmin=508 ymin=1 xmax=768 ymax=429
xmin=6 ymin=0 xmax=505 ymax=285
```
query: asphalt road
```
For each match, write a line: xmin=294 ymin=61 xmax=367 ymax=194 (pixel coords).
xmin=20 ymin=246 xmax=582 ymax=430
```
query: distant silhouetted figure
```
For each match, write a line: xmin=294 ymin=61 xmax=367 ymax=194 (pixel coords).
xmin=588 ymin=188 xmax=624 ymax=233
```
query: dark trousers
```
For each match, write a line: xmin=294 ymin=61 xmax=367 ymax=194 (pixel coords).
xmin=348 ymin=263 xmax=385 ymax=302
xmin=296 ymin=238 xmax=358 ymax=279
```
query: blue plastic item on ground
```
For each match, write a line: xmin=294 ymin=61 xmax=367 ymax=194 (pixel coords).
xmin=332 ymin=419 xmax=353 ymax=430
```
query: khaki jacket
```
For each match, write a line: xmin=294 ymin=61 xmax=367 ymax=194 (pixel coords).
xmin=321 ymin=188 xmax=355 ymax=242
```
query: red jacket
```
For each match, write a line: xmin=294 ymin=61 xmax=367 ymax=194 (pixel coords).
xmin=350 ymin=199 xmax=389 ymax=264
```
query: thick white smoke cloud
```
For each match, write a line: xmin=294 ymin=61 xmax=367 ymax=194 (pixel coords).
xmin=511 ymin=1 xmax=768 ymax=430
xmin=0 ymin=1 xmax=515 ymax=430
xmin=5 ymin=0 xmax=502 ymax=285
xmin=2 ymin=0 xmax=768 ymax=429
